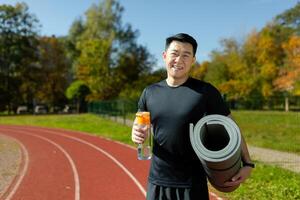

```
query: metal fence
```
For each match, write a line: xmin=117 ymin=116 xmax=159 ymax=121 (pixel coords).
xmin=88 ymin=96 xmax=300 ymax=125
xmin=88 ymin=99 xmax=138 ymax=125
xmin=89 ymin=95 xmax=300 ymax=113
xmin=229 ymin=95 xmax=300 ymax=111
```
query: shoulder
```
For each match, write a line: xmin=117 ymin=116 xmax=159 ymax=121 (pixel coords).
xmin=139 ymin=80 xmax=166 ymax=101
xmin=144 ymin=80 xmax=166 ymax=92
xmin=189 ymin=78 xmax=219 ymax=91
xmin=186 ymin=77 xmax=215 ymax=93
xmin=187 ymin=77 xmax=207 ymax=86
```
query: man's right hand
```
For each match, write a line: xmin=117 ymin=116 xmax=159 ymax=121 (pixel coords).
xmin=131 ymin=120 xmax=147 ymax=144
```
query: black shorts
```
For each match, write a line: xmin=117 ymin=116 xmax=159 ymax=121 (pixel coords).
xmin=146 ymin=182 xmax=209 ymax=200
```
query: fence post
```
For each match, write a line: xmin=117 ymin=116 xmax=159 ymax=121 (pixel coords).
xmin=122 ymin=100 xmax=126 ymax=125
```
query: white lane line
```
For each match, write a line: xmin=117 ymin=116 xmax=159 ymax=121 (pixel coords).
xmin=2 ymin=129 xmax=81 ymax=200
xmin=39 ymin=128 xmax=224 ymax=200
xmin=0 ymin=134 xmax=29 ymax=200
xmin=209 ymin=192 xmax=224 ymax=200
xmin=46 ymin=129 xmax=226 ymax=199
xmin=39 ymin=129 xmax=147 ymax=197
xmin=11 ymin=126 xmax=225 ymax=199
xmin=43 ymin=127 xmax=137 ymax=151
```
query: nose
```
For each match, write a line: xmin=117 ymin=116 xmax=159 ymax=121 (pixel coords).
xmin=175 ymin=55 xmax=183 ymax=63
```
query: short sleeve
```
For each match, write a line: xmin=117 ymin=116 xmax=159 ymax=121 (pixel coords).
xmin=137 ymin=88 xmax=147 ymax=112
xmin=206 ymin=83 xmax=230 ymax=116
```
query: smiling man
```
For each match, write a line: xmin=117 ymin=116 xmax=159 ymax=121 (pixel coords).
xmin=131 ymin=33 xmax=253 ymax=200
xmin=163 ymin=36 xmax=196 ymax=86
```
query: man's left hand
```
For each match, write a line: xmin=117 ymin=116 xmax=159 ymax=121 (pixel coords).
xmin=224 ymin=166 xmax=253 ymax=187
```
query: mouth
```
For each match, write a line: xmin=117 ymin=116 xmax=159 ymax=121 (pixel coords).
xmin=171 ymin=65 xmax=183 ymax=71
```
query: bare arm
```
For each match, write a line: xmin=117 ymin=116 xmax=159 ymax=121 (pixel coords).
xmin=228 ymin=114 xmax=252 ymax=162
xmin=224 ymin=114 xmax=253 ymax=186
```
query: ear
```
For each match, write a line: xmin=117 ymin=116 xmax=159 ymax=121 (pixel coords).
xmin=162 ymin=51 xmax=167 ymax=60
xmin=192 ymin=56 xmax=196 ymax=64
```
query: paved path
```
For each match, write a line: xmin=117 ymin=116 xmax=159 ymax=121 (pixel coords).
xmin=249 ymin=146 xmax=300 ymax=173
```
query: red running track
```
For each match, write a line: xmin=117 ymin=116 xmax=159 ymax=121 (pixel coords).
xmin=0 ymin=125 xmax=223 ymax=200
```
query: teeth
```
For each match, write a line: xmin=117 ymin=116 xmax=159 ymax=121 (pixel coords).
xmin=173 ymin=66 xmax=183 ymax=70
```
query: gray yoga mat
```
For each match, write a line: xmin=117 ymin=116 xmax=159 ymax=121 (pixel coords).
xmin=190 ymin=114 xmax=242 ymax=192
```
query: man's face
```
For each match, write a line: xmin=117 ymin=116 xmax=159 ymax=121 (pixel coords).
xmin=163 ymin=40 xmax=196 ymax=81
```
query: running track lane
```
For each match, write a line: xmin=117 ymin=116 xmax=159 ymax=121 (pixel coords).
xmin=0 ymin=125 xmax=223 ymax=200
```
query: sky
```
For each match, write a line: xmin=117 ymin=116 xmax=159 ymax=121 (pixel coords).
xmin=1 ymin=0 xmax=299 ymax=67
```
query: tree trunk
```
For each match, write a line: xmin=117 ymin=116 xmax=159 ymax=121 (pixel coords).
xmin=77 ymin=99 xmax=80 ymax=114
xmin=285 ymin=97 xmax=289 ymax=112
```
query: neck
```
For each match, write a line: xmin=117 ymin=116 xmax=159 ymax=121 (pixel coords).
xmin=166 ymin=76 xmax=189 ymax=87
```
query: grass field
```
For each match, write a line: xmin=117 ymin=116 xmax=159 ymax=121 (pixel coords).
xmin=127 ymin=110 xmax=300 ymax=154
xmin=231 ymin=110 xmax=300 ymax=154
xmin=0 ymin=113 xmax=299 ymax=199
xmin=221 ymin=162 xmax=300 ymax=200
xmin=0 ymin=114 xmax=132 ymax=144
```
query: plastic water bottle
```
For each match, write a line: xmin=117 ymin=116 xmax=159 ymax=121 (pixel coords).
xmin=136 ymin=112 xmax=152 ymax=160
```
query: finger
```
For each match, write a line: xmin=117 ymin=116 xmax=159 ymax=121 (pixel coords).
xmin=132 ymin=132 xmax=144 ymax=140
xmin=133 ymin=125 xmax=145 ymax=132
xmin=223 ymin=182 xmax=234 ymax=187
xmin=132 ymin=131 xmax=145 ymax=143
xmin=132 ymin=135 xmax=144 ymax=144
xmin=231 ymin=174 xmax=241 ymax=182
xmin=230 ymin=169 xmax=243 ymax=182
xmin=224 ymin=180 xmax=241 ymax=187
xmin=133 ymin=130 xmax=145 ymax=139
xmin=223 ymin=174 xmax=243 ymax=187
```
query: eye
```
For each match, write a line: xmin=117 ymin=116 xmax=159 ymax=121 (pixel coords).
xmin=183 ymin=54 xmax=191 ymax=58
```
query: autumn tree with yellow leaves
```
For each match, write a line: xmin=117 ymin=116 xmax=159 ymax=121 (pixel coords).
xmin=192 ymin=2 xmax=300 ymax=110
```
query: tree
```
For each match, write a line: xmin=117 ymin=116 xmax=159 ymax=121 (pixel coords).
xmin=76 ymin=38 xmax=113 ymax=100
xmin=113 ymin=43 xmax=155 ymax=95
xmin=63 ymin=17 xmax=85 ymax=77
xmin=197 ymin=2 xmax=300 ymax=110
xmin=273 ymin=2 xmax=300 ymax=108
xmin=256 ymin=25 xmax=283 ymax=98
xmin=0 ymin=2 xmax=39 ymax=112
xmin=190 ymin=61 xmax=208 ymax=80
xmin=66 ymin=80 xmax=90 ymax=113
xmin=275 ymin=2 xmax=300 ymax=34
xmin=274 ymin=35 xmax=300 ymax=111
xmin=205 ymin=39 xmax=256 ymax=104
xmin=33 ymin=36 xmax=71 ymax=107
xmin=72 ymin=0 xmax=155 ymax=101
xmin=66 ymin=18 xmax=85 ymax=61
xmin=204 ymin=51 xmax=229 ymax=89
xmin=118 ymin=68 xmax=166 ymax=100
xmin=241 ymin=30 xmax=262 ymax=104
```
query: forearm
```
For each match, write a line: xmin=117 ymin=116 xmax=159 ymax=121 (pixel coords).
xmin=227 ymin=114 xmax=252 ymax=162
xmin=224 ymin=114 xmax=253 ymax=187
xmin=240 ymin=134 xmax=252 ymax=163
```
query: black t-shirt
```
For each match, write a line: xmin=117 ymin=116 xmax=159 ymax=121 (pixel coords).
xmin=138 ymin=77 xmax=230 ymax=187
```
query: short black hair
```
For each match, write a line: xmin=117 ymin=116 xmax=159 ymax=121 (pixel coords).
xmin=165 ymin=33 xmax=198 ymax=56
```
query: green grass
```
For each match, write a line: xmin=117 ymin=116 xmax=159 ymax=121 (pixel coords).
xmin=231 ymin=110 xmax=300 ymax=154
xmin=0 ymin=114 xmax=133 ymax=144
xmin=220 ymin=162 xmax=300 ymax=200
xmin=0 ymin=113 xmax=299 ymax=199
xmin=1 ymin=111 xmax=299 ymax=154
xmin=128 ymin=110 xmax=300 ymax=154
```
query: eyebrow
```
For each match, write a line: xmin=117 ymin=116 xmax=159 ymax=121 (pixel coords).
xmin=183 ymin=51 xmax=192 ymax=55
xmin=170 ymin=50 xmax=192 ymax=55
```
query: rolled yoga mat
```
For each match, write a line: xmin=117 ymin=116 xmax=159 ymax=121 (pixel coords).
xmin=190 ymin=114 xmax=242 ymax=192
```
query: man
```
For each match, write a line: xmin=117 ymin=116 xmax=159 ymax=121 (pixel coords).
xmin=131 ymin=33 xmax=253 ymax=200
